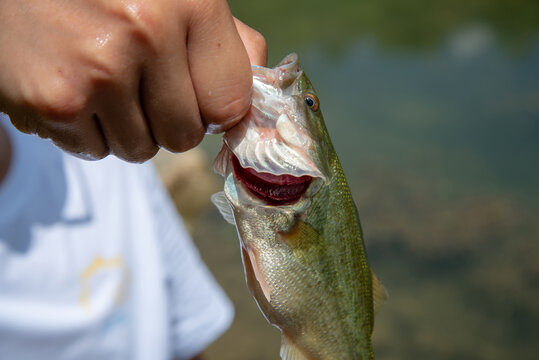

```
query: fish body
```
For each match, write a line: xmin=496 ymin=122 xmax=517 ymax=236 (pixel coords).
xmin=212 ymin=54 xmax=386 ymax=360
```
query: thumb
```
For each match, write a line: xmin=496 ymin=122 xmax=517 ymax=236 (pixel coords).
xmin=233 ymin=18 xmax=267 ymax=67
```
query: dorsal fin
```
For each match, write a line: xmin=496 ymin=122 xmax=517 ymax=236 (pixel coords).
xmin=371 ymin=268 xmax=388 ymax=315
xmin=280 ymin=335 xmax=309 ymax=360
xmin=210 ymin=192 xmax=235 ymax=225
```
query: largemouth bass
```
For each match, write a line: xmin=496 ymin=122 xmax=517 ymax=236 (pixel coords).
xmin=212 ymin=54 xmax=387 ymax=360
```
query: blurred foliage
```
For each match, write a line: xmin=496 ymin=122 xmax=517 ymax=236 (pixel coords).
xmin=230 ymin=0 xmax=539 ymax=60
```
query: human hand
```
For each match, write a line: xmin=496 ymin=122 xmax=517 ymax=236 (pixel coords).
xmin=0 ymin=0 xmax=266 ymax=162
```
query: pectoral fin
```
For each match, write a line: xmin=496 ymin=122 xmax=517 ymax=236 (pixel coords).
xmin=211 ymin=191 xmax=235 ymax=225
xmin=280 ymin=335 xmax=309 ymax=360
xmin=371 ymin=268 xmax=388 ymax=315
xmin=242 ymin=247 xmax=271 ymax=303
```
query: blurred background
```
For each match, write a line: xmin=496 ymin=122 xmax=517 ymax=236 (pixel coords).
xmin=155 ymin=1 xmax=539 ymax=359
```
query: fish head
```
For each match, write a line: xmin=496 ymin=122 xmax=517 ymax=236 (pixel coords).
xmin=214 ymin=53 xmax=332 ymax=216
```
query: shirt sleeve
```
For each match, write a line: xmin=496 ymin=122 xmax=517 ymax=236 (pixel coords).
xmin=144 ymin=163 xmax=234 ymax=360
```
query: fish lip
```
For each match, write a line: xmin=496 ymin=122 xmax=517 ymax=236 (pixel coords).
xmin=219 ymin=146 xmax=324 ymax=207
xmin=230 ymin=153 xmax=313 ymax=206
xmin=251 ymin=53 xmax=299 ymax=74
xmin=251 ymin=53 xmax=301 ymax=92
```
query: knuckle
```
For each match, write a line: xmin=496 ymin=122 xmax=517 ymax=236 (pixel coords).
xmin=87 ymin=37 xmax=130 ymax=87
xmin=205 ymin=92 xmax=250 ymax=129
xmin=189 ymin=0 xmax=219 ymax=18
xmin=7 ymin=113 xmax=35 ymax=135
xmin=28 ymin=77 xmax=88 ymax=120
xmin=115 ymin=143 xmax=159 ymax=163
xmin=86 ymin=149 xmax=110 ymax=160
xmin=83 ymin=144 xmax=111 ymax=160
xmin=250 ymin=30 xmax=267 ymax=54
xmin=115 ymin=1 xmax=162 ymax=50
xmin=136 ymin=145 xmax=159 ymax=162
xmin=51 ymin=131 xmax=110 ymax=161
xmin=88 ymin=54 xmax=124 ymax=89
xmin=158 ymin=126 xmax=204 ymax=153
xmin=246 ymin=30 xmax=267 ymax=66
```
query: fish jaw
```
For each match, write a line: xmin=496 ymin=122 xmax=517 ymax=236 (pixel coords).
xmin=213 ymin=53 xmax=329 ymax=209
xmin=214 ymin=144 xmax=324 ymax=209
xmin=222 ymin=53 xmax=328 ymax=181
xmin=223 ymin=106 xmax=324 ymax=180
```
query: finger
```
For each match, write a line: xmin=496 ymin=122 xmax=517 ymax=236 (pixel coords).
xmin=187 ymin=0 xmax=253 ymax=134
xmin=8 ymin=107 xmax=109 ymax=160
xmin=140 ymin=36 xmax=205 ymax=153
xmin=2 ymin=64 xmax=110 ymax=159
xmin=95 ymin=81 xmax=158 ymax=163
xmin=233 ymin=18 xmax=268 ymax=67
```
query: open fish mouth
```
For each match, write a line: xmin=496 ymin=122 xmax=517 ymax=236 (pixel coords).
xmin=213 ymin=52 xmax=329 ymax=206
xmin=231 ymin=154 xmax=313 ymax=205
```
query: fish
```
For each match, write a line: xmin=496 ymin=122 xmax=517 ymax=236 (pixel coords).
xmin=211 ymin=53 xmax=387 ymax=360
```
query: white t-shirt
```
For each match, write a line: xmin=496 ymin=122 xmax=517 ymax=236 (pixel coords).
xmin=0 ymin=114 xmax=233 ymax=360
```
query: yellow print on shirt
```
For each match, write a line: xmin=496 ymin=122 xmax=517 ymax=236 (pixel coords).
xmin=79 ymin=256 xmax=129 ymax=311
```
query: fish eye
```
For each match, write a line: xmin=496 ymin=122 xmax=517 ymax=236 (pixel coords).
xmin=304 ymin=93 xmax=319 ymax=112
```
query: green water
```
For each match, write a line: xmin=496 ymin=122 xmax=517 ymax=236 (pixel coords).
xmin=195 ymin=1 xmax=539 ymax=359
